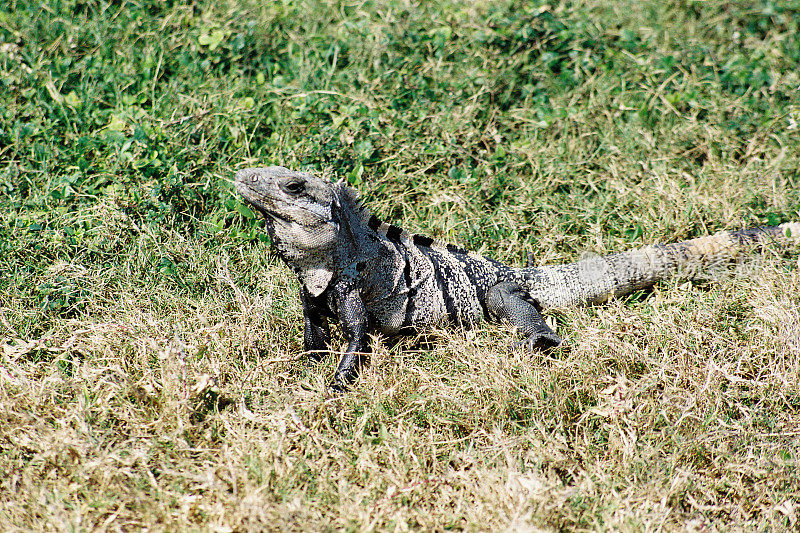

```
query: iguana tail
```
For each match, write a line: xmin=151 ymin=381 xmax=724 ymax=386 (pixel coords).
xmin=525 ymin=222 xmax=800 ymax=310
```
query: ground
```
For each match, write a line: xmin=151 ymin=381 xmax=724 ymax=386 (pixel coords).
xmin=1 ymin=0 xmax=800 ymax=530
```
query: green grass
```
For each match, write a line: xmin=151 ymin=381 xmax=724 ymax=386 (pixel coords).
xmin=2 ymin=0 xmax=800 ymax=529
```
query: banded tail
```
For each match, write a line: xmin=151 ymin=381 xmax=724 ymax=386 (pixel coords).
xmin=526 ymin=222 xmax=800 ymax=310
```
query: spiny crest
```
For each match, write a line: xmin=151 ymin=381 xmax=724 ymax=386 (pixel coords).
xmin=332 ymin=181 xmax=372 ymax=225
xmin=333 ymin=180 xmax=474 ymax=256
xmin=365 ymin=212 xmax=472 ymax=257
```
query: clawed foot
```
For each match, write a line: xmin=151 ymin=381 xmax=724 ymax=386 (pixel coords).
xmin=328 ymin=382 xmax=346 ymax=395
xmin=305 ymin=347 xmax=336 ymax=364
xmin=512 ymin=331 xmax=563 ymax=353
xmin=328 ymin=369 xmax=358 ymax=395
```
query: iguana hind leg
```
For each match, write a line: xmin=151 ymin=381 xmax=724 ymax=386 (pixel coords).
xmin=486 ymin=281 xmax=562 ymax=351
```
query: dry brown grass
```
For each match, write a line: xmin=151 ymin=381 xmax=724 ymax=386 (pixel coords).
xmin=3 ymin=0 xmax=800 ymax=529
xmin=2 ymin=225 xmax=799 ymax=530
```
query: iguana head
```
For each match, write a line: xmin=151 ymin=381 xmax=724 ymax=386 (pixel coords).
xmin=235 ymin=166 xmax=337 ymax=233
xmin=235 ymin=166 xmax=341 ymax=295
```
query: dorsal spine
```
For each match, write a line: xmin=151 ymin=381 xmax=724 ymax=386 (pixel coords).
xmin=366 ymin=214 xmax=470 ymax=255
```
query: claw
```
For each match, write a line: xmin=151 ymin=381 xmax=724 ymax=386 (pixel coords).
xmin=328 ymin=381 xmax=348 ymax=395
xmin=305 ymin=350 xmax=325 ymax=365
xmin=329 ymin=369 xmax=357 ymax=394
xmin=513 ymin=331 xmax=562 ymax=353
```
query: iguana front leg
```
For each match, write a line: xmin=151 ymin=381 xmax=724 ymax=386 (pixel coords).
xmin=330 ymin=282 xmax=370 ymax=392
xmin=486 ymin=281 xmax=562 ymax=351
xmin=300 ymin=288 xmax=331 ymax=362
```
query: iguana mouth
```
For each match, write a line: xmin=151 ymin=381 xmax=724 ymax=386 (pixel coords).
xmin=235 ymin=180 xmax=270 ymax=206
xmin=235 ymin=175 xmax=330 ymax=225
xmin=234 ymin=181 xmax=283 ymax=220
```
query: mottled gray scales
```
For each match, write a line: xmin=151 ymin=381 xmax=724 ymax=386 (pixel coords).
xmin=235 ymin=166 xmax=800 ymax=391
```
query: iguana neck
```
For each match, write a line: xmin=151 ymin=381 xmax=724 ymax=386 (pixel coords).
xmin=329 ymin=183 xmax=385 ymax=269
xmin=266 ymin=183 xmax=385 ymax=296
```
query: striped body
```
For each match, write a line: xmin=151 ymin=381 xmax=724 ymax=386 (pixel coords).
xmin=359 ymin=214 xmax=512 ymax=334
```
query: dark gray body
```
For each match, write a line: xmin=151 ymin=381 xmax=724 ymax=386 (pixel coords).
xmin=235 ymin=166 xmax=800 ymax=391
xmin=356 ymin=229 xmax=507 ymax=334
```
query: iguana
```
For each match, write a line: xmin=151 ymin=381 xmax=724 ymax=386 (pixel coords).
xmin=235 ymin=166 xmax=799 ymax=391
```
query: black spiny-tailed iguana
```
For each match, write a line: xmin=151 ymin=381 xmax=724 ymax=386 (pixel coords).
xmin=235 ymin=166 xmax=799 ymax=391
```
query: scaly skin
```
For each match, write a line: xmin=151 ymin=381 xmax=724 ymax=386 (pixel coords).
xmin=235 ymin=166 xmax=800 ymax=391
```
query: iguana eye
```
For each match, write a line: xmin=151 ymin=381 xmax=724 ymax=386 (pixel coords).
xmin=282 ymin=179 xmax=305 ymax=195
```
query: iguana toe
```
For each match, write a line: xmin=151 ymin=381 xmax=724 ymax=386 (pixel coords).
xmin=513 ymin=331 xmax=562 ymax=353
